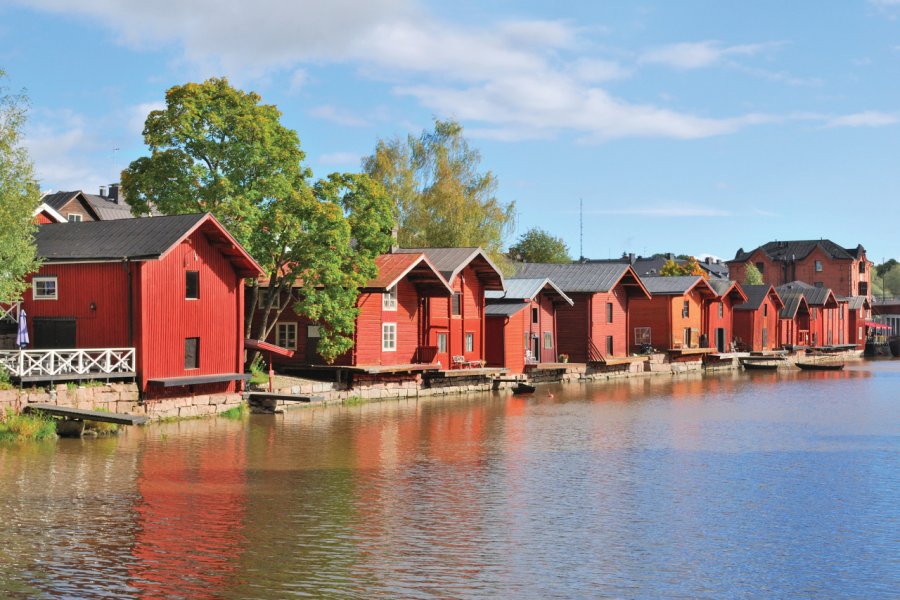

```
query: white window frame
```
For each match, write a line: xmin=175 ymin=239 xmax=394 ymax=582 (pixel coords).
xmin=543 ymin=331 xmax=553 ymax=349
xmin=67 ymin=213 xmax=82 ymax=222
xmin=276 ymin=322 xmax=298 ymax=350
xmin=33 ymin=276 xmax=58 ymax=300
xmin=465 ymin=332 xmax=474 ymax=353
xmin=257 ymin=289 xmax=282 ymax=311
xmin=634 ymin=327 xmax=651 ymax=346
xmin=382 ymin=285 xmax=398 ymax=311
xmin=437 ymin=332 xmax=448 ymax=353
xmin=815 ymin=260 xmax=823 ymax=272
xmin=382 ymin=323 xmax=397 ymax=351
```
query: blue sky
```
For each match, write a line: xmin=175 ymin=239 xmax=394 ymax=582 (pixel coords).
xmin=2 ymin=0 xmax=899 ymax=262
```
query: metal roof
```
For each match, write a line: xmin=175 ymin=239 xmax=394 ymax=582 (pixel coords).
xmin=395 ymin=247 xmax=504 ymax=290
xmin=732 ymin=239 xmax=863 ymax=263
xmin=485 ymin=302 xmax=529 ymax=317
xmin=485 ymin=278 xmax=573 ymax=305
xmin=707 ymin=279 xmax=747 ymax=301
xmin=779 ymin=292 xmax=809 ymax=319
xmin=734 ymin=285 xmax=778 ymax=310
xmin=35 ymin=213 xmax=263 ymax=277
xmin=364 ymin=253 xmax=452 ymax=296
xmin=640 ymin=275 xmax=713 ymax=295
xmin=512 ymin=262 xmax=647 ymax=295
xmin=842 ymin=296 xmax=868 ymax=310
xmin=776 ymin=281 xmax=837 ymax=307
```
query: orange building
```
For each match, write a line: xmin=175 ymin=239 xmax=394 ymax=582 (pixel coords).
xmin=707 ymin=280 xmax=748 ymax=352
xmin=733 ymin=285 xmax=784 ymax=351
xmin=629 ymin=276 xmax=718 ymax=351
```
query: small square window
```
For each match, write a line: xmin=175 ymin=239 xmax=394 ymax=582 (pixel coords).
xmin=383 ymin=286 xmax=398 ymax=311
xmin=184 ymin=337 xmax=200 ymax=370
xmin=67 ymin=213 xmax=82 ymax=222
xmin=382 ymin=323 xmax=397 ymax=351
xmin=451 ymin=293 xmax=462 ymax=316
xmin=185 ymin=271 xmax=199 ymax=299
xmin=634 ymin=327 xmax=651 ymax=346
xmin=815 ymin=260 xmax=823 ymax=272
xmin=277 ymin=323 xmax=297 ymax=350
xmin=465 ymin=332 xmax=474 ymax=353
xmin=33 ymin=277 xmax=58 ymax=300
xmin=257 ymin=289 xmax=282 ymax=310
xmin=755 ymin=262 xmax=765 ymax=274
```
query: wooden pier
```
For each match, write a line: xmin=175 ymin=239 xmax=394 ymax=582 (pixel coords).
xmin=24 ymin=403 xmax=149 ymax=425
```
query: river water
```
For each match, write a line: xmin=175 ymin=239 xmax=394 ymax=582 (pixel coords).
xmin=0 ymin=361 xmax=897 ymax=599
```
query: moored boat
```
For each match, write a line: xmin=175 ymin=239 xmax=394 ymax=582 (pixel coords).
xmin=512 ymin=383 xmax=536 ymax=394
xmin=741 ymin=361 xmax=779 ymax=371
xmin=796 ymin=362 xmax=845 ymax=371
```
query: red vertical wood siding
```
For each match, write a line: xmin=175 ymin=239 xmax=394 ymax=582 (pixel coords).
xmin=354 ymin=277 xmax=421 ymax=365
xmin=555 ymin=293 xmax=589 ymax=362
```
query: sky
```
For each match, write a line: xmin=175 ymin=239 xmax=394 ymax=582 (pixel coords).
xmin=2 ymin=0 xmax=899 ymax=262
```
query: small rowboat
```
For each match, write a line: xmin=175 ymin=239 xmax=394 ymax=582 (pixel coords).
xmin=796 ymin=362 xmax=844 ymax=371
xmin=512 ymin=383 xmax=536 ymax=394
xmin=741 ymin=361 xmax=779 ymax=371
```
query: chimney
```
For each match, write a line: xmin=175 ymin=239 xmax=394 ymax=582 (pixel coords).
xmin=108 ymin=183 xmax=121 ymax=204
xmin=666 ymin=252 xmax=674 ymax=260
xmin=628 ymin=253 xmax=635 ymax=265
xmin=99 ymin=185 xmax=108 ymax=197
xmin=705 ymin=256 xmax=713 ymax=264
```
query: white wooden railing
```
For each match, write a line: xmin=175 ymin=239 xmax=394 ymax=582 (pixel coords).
xmin=0 ymin=302 xmax=19 ymax=324
xmin=0 ymin=348 xmax=136 ymax=379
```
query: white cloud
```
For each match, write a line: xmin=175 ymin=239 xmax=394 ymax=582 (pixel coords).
xmin=825 ymin=111 xmax=900 ymax=127
xmin=309 ymin=105 xmax=369 ymax=127
xmin=639 ymin=41 xmax=778 ymax=70
xmin=318 ymin=152 xmax=362 ymax=166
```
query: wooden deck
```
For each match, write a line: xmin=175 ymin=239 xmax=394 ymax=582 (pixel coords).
xmin=592 ymin=356 xmax=649 ymax=366
xmin=525 ymin=362 xmax=582 ymax=370
xmin=24 ymin=403 xmax=148 ymax=425
xmin=246 ymin=392 xmax=325 ymax=403
xmin=293 ymin=363 xmax=440 ymax=375
xmin=427 ymin=367 xmax=507 ymax=378
xmin=668 ymin=347 xmax=716 ymax=355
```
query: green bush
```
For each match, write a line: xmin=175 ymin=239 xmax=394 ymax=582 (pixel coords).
xmin=0 ymin=409 xmax=57 ymax=442
xmin=343 ymin=396 xmax=365 ymax=406
xmin=0 ymin=366 xmax=12 ymax=391
xmin=219 ymin=402 xmax=249 ymax=420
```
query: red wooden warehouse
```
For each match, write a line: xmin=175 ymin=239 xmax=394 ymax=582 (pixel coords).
xmin=513 ymin=263 xmax=651 ymax=362
xmin=733 ymin=285 xmax=784 ymax=352
xmin=706 ymin=280 xmax=748 ymax=352
xmin=629 ymin=276 xmax=718 ymax=352
xmin=484 ymin=278 xmax=574 ymax=373
xmin=18 ymin=214 xmax=262 ymax=397
xmin=776 ymin=282 xmax=839 ymax=348
xmin=778 ymin=291 xmax=811 ymax=348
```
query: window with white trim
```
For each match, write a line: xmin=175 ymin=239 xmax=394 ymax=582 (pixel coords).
xmin=67 ymin=213 xmax=82 ymax=222
xmin=382 ymin=323 xmax=397 ymax=351
xmin=437 ymin=332 xmax=448 ymax=353
xmin=276 ymin=322 xmax=297 ymax=350
xmin=465 ymin=332 xmax=475 ymax=352
xmin=543 ymin=331 xmax=553 ymax=349
xmin=382 ymin=285 xmax=398 ymax=310
xmin=257 ymin=289 xmax=282 ymax=310
xmin=33 ymin=276 xmax=58 ymax=300
xmin=815 ymin=260 xmax=823 ymax=272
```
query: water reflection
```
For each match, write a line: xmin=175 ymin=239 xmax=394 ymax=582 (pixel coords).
xmin=0 ymin=362 xmax=895 ymax=598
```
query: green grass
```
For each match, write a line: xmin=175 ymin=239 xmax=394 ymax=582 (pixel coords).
xmin=249 ymin=371 xmax=269 ymax=386
xmin=343 ymin=396 xmax=366 ymax=406
xmin=0 ymin=409 xmax=57 ymax=442
xmin=83 ymin=407 xmax=121 ymax=435
xmin=0 ymin=366 xmax=13 ymax=391
xmin=219 ymin=402 xmax=249 ymax=419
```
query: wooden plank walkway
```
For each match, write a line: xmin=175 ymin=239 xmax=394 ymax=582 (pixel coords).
xmin=246 ymin=392 xmax=325 ymax=403
xmin=24 ymin=403 xmax=149 ymax=425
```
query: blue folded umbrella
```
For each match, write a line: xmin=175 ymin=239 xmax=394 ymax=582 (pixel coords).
xmin=16 ymin=309 xmax=29 ymax=349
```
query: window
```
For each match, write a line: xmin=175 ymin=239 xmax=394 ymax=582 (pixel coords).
xmin=858 ymin=326 xmax=863 ymax=339
xmin=815 ymin=260 xmax=823 ymax=272
xmin=276 ymin=323 xmax=297 ymax=350
xmin=718 ymin=302 xmax=724 ymax=318
xmin=532 ymin=307 xmax=539 ymax=324
xmin=67 ymin=213 xmax=82 ymax=222
xmin=682 ymin=300 xmax=690 ymax=318
xmin=634 ymin=327 xmax=651 ymax=346
xmin=606 ymin=335 xmax=614 ymax=355
xmin=184 ymin=337 xmax=200 ymax=369
xmin=683 ymin=327 xmax=692 ymax=348
xmin=543 ymin=331 xmax=553 ymax=349
xmin=859 ymin=282 xmax=868 ymax=296
xmin=524 ymin=332 xmax=530 ymax=350
xmin=437 ymin=332 xmax=448 ymax=353
xmin=33 ymin=276 xmax=58 ymax=300
xmin=607 ymin=302 xmax=614 ymax=323
xmin=859 ymin=261 xmax=866 ymax=274
xmin=764 ymin=304 xmax=768 ymax=317
xmin=465 ymin=332 xmax=474 ymax=353
xmin=814 ymin=282 xmax=823 ymax=288
xmin=762 ymin=327 xmax=768 ymax=349
xmin=382 ymin=323 xmax=397 ymax=351
xmin=839 ymin=306 xmax=844 ymax=321
xmin=257 ymin=289 xmax=282 ymax=310
xmin=811 ymin=307 xmax=817 ymax=320
xmin=451 ymin=292 xmax=462 ymax=316
xmin=755 ymin=262 xmax=765 ymax=273
xmin=185 ymin=271 xmax=199 ymax=299
xmin=382 ymin=285 xmax=398 ymax=310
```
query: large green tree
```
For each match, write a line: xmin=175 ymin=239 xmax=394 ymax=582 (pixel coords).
xmin=508 ymin=227 xmax=571 ymax=263
xmin=123 ymin=78 xmax=394 ymax=361
xmin=0 ymin=70 xmax=41 ymax=301
xmin=742 ymin=262 xmax=764 ymax=286
xmin=363 ymin=119 xmax=515 ymax=263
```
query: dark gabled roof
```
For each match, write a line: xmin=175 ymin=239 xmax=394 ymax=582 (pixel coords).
xmin=641 ymin=275 xmax=715 ymax=296
xmin=41 ymin=191 xmax=100 ymax=220
xmin=363 ymin=253 xmax=452 ymax=296
xmin=485 ymin=278 xmax=573 ymax=305
xmin=395 ymin=247 xmax=504 ymax=290
xmin=779 ymin=292 xmax=809 ymax=319
xmin=731 ymin=239 xmax=863 ymax=263
xmin=735 ymin=285 xmax=782 ymax=311
xmin=841 ymin=296 xmax=869 ymax=310
xmin=512 ymin=262 xmax=649 ymax=297
xmin=35 ymin=213 xmax=263 ymax=277
xmin=82 ymin=193 xmax=136 ymax=220
xmin=708 ymin=279 xmax=747 ymax=302
xmin=485 ymin=302 xmax=529 ymax=317
xmin=776 ymin=281 xmax=837 ymax=307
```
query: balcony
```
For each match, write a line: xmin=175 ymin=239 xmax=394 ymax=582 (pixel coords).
xmin=0 ymin=347 xmax=136 ymax=383
xmin=0 ymin=301 xmax=19 ymax=324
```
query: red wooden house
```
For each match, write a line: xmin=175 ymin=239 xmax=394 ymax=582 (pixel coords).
xmin=33 ymin=203 xmax=66 ymax=224
xmin=13 ymin=213 xmax=262 ymax=397
xmin=629 ymin=276 xmax=718 ymax=352
xmin=707 ymin=280 xmax=748 ymax=352
xmin=484 ymin=278 xmax=574 ymax=373
xmin=778 ymin=291 xmax=811 ymax=348
xmin=843 ymin=296 xmax=871 ymax=348
xmin=776 ymin=282 xmax=839 ymax=347
xmin=394 ymin=248 xmax=504 ymax=368
xmin=512 ymin=263 xmax=651 ymax=362
xmin=258 ymin=252 xmax=452 ymax=369
xmin=733 ymin=285 xmax=784 ymax=351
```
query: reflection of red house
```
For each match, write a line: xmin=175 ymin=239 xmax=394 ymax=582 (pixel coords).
xmin=733 ymin=285 xmax=784 ymax=351
xmin=260 ymin=252 xmax=452 ymax=369
xmin=629 ymin=276 xmax=717 ymax=351
xmin=24 ymin=214 xmax=262 ymax=397
xmin=512 ymin=263 xmax=651 ymax=362
xmin=776 ymin=282 xmax=839 ymax=347
xmin=484 ymin=278 xmax=574 ymax=373
xmin=707 ymin=280 xmax=748 ymax=352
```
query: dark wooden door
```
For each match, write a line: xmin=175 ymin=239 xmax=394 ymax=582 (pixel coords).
xmin=716 ymin=328 xmax=726 ymax=352
xmin=305 ymin=325 xmax=320 ymax=363
xmin=33 ymin=318 xmax=76 ymax=349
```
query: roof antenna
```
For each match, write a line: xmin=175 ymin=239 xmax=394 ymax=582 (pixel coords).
xmin=579 ymin=197 xmax=584 ymax=262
